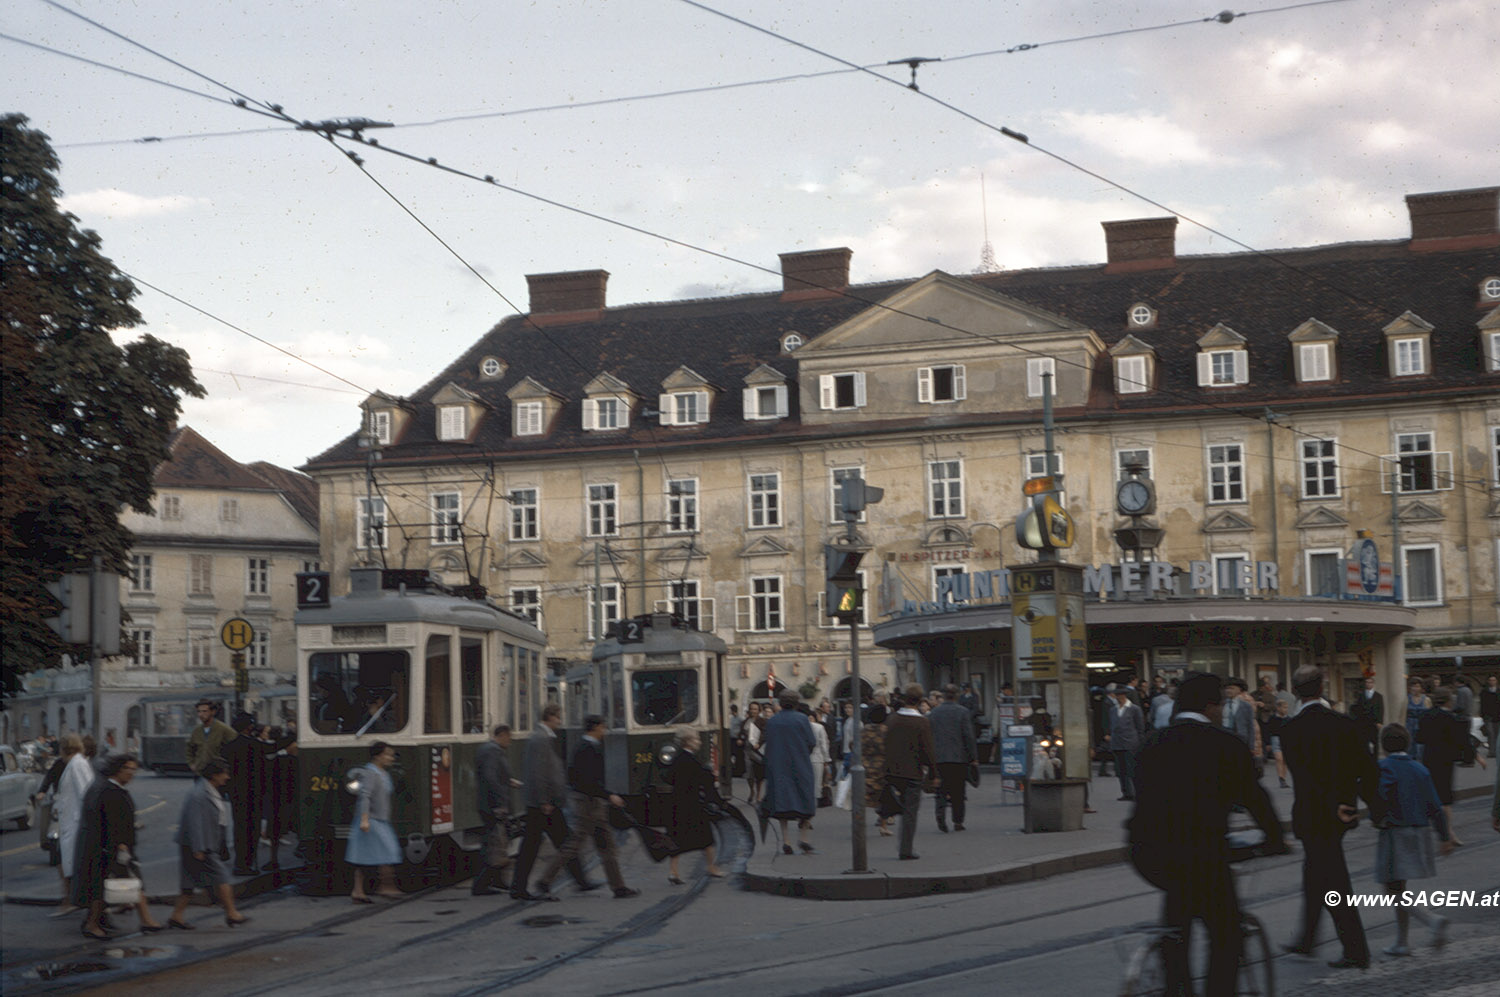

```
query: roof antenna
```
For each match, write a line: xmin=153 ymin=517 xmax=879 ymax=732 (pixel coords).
xmin=975 ymin=173 xmax=1000 ymax=274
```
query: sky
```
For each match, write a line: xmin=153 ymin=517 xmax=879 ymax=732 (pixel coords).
xmin=6 ymin=0 xmax=1495 ymax=471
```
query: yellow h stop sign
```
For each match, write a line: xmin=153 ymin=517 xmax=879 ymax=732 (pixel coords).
xmin=220 ymin=617 xmax=254 ymax=651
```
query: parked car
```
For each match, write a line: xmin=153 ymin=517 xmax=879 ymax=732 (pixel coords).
xmin=0 ymin=745 xmax=43 ymax=830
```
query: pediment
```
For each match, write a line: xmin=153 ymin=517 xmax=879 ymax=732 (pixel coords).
xmin=796 ymin=270 xmax=1088 ymax=356
xmin=826 ymin=528 xmax=873 ymax=550
xmin=499 ymin=548 xmax=548 ymax=569
xmin=361 ymin=390 xmax=409 ymax=412
xmin=923 ymin=524 xmax=971 ymax=548
xmin=656 ymin=539 xmax=707 ymax=563
xmin=1196 ymin=323 xmax=1247 ymax=349
xmin=1202 ymin=509 xmax=1254 ymax=533
xmin=574 ymin=543 xmax=629 ymax=568
xmin=583 ymin=372 xmax=634 ymax=396
xmin=1383 ymin=310 xmax=1434 ymax=338
xmin=1109 ymin=334 xmax=1156 ymax=358
xmin=1397 ymin=500 xmax=1445 ymax=524
xmin=1288 ymin=318 xmax=1339 ymax=343
xmin=661 ymin=365 xmax=712 ymax=391
xmin=1478 ymin=307 xmax=1500 ymax=331
xmin=1294 ymin=506 xmax=1349 ymax=530
xmin=743 ymin=363 xmax=788 ymax=387
xmin=431 ymin=382 xmax=483 ymax=406
xmin=739 ymin=535 xmax=793 ymax=558
xmin=507 ymin=376 xmax=560 ymax=402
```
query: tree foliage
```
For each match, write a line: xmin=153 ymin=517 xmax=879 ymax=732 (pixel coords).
xmin=1 ymin=113 xmax=203 ymax=686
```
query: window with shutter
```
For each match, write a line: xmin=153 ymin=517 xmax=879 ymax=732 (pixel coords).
xmin=438 ymin=405 xmax=466 ymax=440
xmin=1299 ymin=343 xmax=1331 ymax=382
xmin=1115 ymin=355 xmax=1148 ymax=394
xmin=819 ymin=372 xmax=864 ymax=410
xmin=1026 ymin=358 xmax=1055 ymax=398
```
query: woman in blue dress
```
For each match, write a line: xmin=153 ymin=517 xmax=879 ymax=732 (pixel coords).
xmin=346 ymin=741 xmax=402 ymax=903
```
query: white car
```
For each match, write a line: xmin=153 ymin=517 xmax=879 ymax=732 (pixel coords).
xmin=0 ymin=745 xmax=43 ymax=830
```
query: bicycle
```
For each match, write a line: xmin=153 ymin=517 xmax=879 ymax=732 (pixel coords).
xmin=1120 ymin=833 xmax=1281 ymax=997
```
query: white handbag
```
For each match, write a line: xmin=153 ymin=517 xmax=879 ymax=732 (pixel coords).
xmin=104 ymin=875 xmax=143 ymax=905
xmin=833 ymin=776 xmax=852 ymax=810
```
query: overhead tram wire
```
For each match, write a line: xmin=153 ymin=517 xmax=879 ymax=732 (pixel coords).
xmin=46 ymin=2 xmax=1489 ymax=503
xmin=25 ymin=1 xmax=1350 ymax=148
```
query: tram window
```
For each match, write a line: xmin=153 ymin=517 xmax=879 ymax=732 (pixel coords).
xmin=631 ymin=669 xmax=698 ymax=726
xmin=425 ymin=635 xmax=453 ymax=734
xmin=610 ymin=662 xmax=626 ymax=729
xmin=460 ymin=636 xmax=483 ymax=734
xmin=309 ymin=651 xmax=409 ymax=735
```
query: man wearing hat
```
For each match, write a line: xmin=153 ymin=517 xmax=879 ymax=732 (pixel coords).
xmin=1105 ymin=684 xmax=1147 ymax=801
xmin=1129 ymin=672 xmax=1285 ymax=996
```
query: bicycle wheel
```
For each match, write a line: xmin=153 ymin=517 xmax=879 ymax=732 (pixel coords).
xmin=1236 ymin=914 xmax=1275 ymax=997
xmin=1120 ymin=935 xmax=1168 ymax=997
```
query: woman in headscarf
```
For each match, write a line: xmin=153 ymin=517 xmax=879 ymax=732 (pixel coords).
xmin=168 ymin=760 xmax=247 ymax=928
xmin=663 ymin=729 xmax=726 ymax=883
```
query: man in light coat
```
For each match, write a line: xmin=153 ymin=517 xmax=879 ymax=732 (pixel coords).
xmin=1106 ymin=686 xmax=1147 ymax=801
xmin=929 ymin=685 xmax=977 ymax=832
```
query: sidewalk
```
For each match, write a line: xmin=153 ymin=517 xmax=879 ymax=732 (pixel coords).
xmin=739 ymin=759 xmax=1497 ymax=901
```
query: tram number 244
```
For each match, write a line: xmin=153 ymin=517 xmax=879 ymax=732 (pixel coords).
xmin=309 ymin=775 xmax=341 ymax=792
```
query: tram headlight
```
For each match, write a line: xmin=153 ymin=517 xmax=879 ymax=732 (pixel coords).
xmin=657 ymin=742 xmax=678 ymax=767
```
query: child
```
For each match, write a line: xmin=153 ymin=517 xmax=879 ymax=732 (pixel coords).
xmin=1374 ymin=724 xmax=1453 ymax=956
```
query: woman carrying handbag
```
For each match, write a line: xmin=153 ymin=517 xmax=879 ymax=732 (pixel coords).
xmin=73 ymin=754 xmax=163 ymax=939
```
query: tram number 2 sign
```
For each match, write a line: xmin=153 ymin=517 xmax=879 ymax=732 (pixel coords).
xmin=297 ymin=571 xmax=332 ymax=609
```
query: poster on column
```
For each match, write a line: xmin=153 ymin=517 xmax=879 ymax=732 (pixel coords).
xmin=430 ymin=745 xmax=453 ymax=833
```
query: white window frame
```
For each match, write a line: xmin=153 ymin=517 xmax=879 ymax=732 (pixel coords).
xmin=1211 ymin=552 xmax=1252 ymax=596
xmin=188 ymin=554 xmax=213 ymax=595
xmin=1026 ymin=357 xmax=1056 ymax=398
xmin=1492 ymin=427 xmax=1500 ymax=487
xmin=432 ymin=490 xmax=462 ymax=545
xmin=932 ymin=565 xmax=965 ymax=602
xmin=357 ymin=497 xmax=388 ymax=549
xmin=481 ymin=357 xmax=503 ymax=378
xmin=1129 ymin=304 xmax=1155 ymax=327
xmin=127 ymin=627 xmax=153 ymax=669
xmin=1401 ymin=544 xmax=1443 ymax=607
xmin=1298 ymin=343 xmax=1331 ymax=382
xmin=368 ymin=409 xmax=392 ymax=445
xmin=1197 ymin=349 xmax=1248 ymax=386
xmin=188 ymin=630 xmax=214 ymax=670
xmin=782 ymin=334 xmax=803 ymax=353
xmin=129 ymin=553 xmax=153 ymax=593
xmin=831 ymin=467 xmax=866 ymax=523
xmin=509 ymin=488 xmax=539 ymax=541
xmin=658 ymin=579 xmax=714 ymax=632
xmin=742 ymin=383 xmax=788 ymax=421
xmin=1025 ymin=451 xmax=1064 ymax=480
xmin=667 ymin=478 xmax=698 ymax=534
xmin=1115 ymin=355 xmax=1148 ymax=394
xmin=509 ymin=587 xmax=542 ymax=628
xmin=438 ymin=405 xmax=467 ymax=441
xmin=1384 ymin=432 xmax=1454 ymax=494
xmin=1393 ymin=337 xmax=1426 ymax=376
xmin=587 ymin=483 xmax=618 ymax=537
xmin=220 ymin=498 xmax=239 ymax=523
xmin=1116 ymin=448 xmax=1153 ymax=482
xmin=928 ymin=459 xmax=964 ymax=519
xmin=515 ymin=401 xmax=544 ymax=436
xmin=302 ymin=559 xmax=321 ymax=573
xmin=1207 ymin=444 xmax=1245 ymax=503
xmin=816 ymin=569 xmax=869 ymax=627
xmin=1299 ymin=438 xmax=1339 ymax=498
xmin=1304 ymin=548 xmax=1344 ymax=598
xmin=818 ymin=372 xmax=866 ymax=410
xmin=659 ymin=390 xmax=710 ymax=426
xmin=159 ymin=495 xmax=182 ymax=520
xmin=1486 ymin=332 xmax=1500 ymax=373
xmin=583 ymin=395 xmax=624 ymax=431
xmin=246 ymin=557 xmax=270 ymax=596
xmin=917 ymin=364 xmax=966 ymax=404
xmin=586 ymin=583 xmax=622 ymax=641
xmin=248 ymin=629 xmax=270 ymax=670
xmin=735 ymin=575 xmax=784 ymax=633
xmin=748 ymin=473 xmax=781 ymax=529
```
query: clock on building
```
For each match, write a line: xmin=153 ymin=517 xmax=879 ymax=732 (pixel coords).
xmin=1116 ymin=477 xmax=1155 ymax=517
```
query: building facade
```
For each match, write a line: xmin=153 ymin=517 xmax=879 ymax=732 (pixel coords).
xmin=302 ymin=187 xmax=1500 ymax=724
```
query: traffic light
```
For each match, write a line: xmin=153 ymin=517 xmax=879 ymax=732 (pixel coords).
xmin=838 ymin=477 xmax=884 ymax=520
xmin=1016 ymin=476 xmax=1075 ymax=551
xmin=824 ymin=544 xmax=864 ymax=622
xmin=44 ymin=573 xmax=91 ymax=643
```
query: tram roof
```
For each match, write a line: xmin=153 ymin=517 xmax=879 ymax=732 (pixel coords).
xmin=298 ymin=570 xmax=545 ymax=643
xmin=590 ymin=613 xmax=727 ymax=661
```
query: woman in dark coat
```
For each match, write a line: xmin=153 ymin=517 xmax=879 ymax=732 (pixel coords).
xmin=73 ymin=754 xmax=162 ymax=939
xmin=663 ymin=729 xmax=725 ymax=883
xmin=1416 ymin=687 xmax=1475 ymax=845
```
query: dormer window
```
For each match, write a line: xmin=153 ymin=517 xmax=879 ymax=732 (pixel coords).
xmin=1482 ymin=277 xmax=1500 ymax=302
xmin=479 ymin=357 xmax=505 ymax=379
xmin=1115 ymin=355 xmax=1148 ymax=394
xmin=1128 ymin=303 xmax=1155 ymax=328
xmin=515 ymin=401 xmax=543 ymax=436
xmin=1393 ymin=338 xmax=1426 ymax=376
xmin=1382 ymin=311 xmax=1433 ymax=379
xmin=660 ymin=390 xmax=710 ymax=426
xmin=1288 ymin=318 xmax=1338 ymax=384
xmin=1298 ymin=343 xmax=1331 ymax=382
xmin=918 ymin=364 xmax=966 ymax=403
xmin=1198 ymin=349 xmax=1248 ymax=386
xmin=818 ymin=372 xmax=866 ymax=410
xmin=583 ymin=395 xmax=629 ymax=431
xmin=437 ymin=405 xmax=467 ymax=441
xmin=782 ymin=333 xmax=803 ymax=353
xmin=368 ymin=409 xmax=392 ymax=445
xmin=744 ymin=384 xmax=788 ymax=420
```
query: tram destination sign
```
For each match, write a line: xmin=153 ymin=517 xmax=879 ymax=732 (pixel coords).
xmin=332 ymin=624 xmax=387 ymax=645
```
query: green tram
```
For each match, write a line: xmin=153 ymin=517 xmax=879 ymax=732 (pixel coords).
xmin=293 ymin=567 xmax=547 ymax=890
xmin=565 ymin=612 xmax=731 ymax=827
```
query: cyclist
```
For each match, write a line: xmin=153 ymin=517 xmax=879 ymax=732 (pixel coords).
xmin=1128 ymin=672 xmax=1287 ymax=996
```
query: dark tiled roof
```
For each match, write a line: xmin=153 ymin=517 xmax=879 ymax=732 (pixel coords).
xmin=305 ymin=239 xmax=1500 ymax=470
xmin=247 ymin=461 xmax=320 ymax=528
xmin=156 ymin=426 xmax=319 ymax=526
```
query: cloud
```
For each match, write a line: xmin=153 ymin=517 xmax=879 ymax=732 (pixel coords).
xmin=1052 ymin=111 xmax=1220 ymax=166
xmin=59 ymin=189 xmax=209 ymax=220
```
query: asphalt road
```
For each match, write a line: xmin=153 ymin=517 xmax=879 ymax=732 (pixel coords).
xmin=3 ymin=783 xmax=1496 ymax=996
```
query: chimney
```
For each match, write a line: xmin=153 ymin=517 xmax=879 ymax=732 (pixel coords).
xmin=525 ymin=269 xmax=609 ymax=324
xmin=1102 ymin=217 xmax=1178 ymax=273
xmin=779 ymin=247 xmax=852 ymax=301
xmin=1406 ymin=187 xmax=1500 ymax=253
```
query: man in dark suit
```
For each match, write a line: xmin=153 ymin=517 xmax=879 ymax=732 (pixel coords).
xmin=929 ymin=684 xmax=977 ymax=832
xmin=538 ymin=714 xmax=638 ymax=899
xmin=1346 ymin=675 xmax=1384 ymax=755
xmin=510 ymin=704 xmax=589 ymax=901
xmin=1280 ymin=665 xmax=1384 ymax=969
xmin=1129 ymin=673 xmax=1286 ymax=997
xmin=472 ymin=724 xmax=516 ymax=895
xmin=221 ymin=713 xmax=292 ymax=875
xmin=1106 ymin=685 xmax=1147 ymax=801
xmin=884 ymin=684 xmax=937 ymax=860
